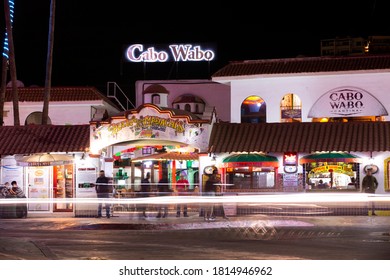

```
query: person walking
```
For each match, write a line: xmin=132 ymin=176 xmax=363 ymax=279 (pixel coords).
xmin=362 ymin=167 xmax=379 ymax=216
xmin=176 ymin=173 xmax=189 ymax=217
xmin=156 ymin=172 xmax=171 ymax=218
xmin=139 ymin=172 xmax=151 ymax=218
xmin=95 ymin=170 xmax=113 ymax=218
xmin=10 ymin=181 xmax=28 ymax=218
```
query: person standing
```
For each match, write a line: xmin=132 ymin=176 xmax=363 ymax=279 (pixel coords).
xmin=317 ymin=179 xmax=330 ymax=189
xmin=11 ymin=181 xmax=28 ymax=218
xmin=95 ymin=170 xmax=113 ymax=218
xmin=0 ymin=182 xmax=11 ymax=198
xmin=348 ymin=177 xmax=358 ymax=190
xmin=156 ymin=172 xmax=171 ymax=218
xmin=176 ymin=173 xmax=189 ymax=217
xmin=139 ymin=172 xmax=151 ymax=218
xmin=203 ymin=170 xmax=220 ymax=221
xmin=362 ymin=167 xmax=379 ymax=216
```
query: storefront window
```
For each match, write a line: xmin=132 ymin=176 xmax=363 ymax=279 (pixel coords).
xmin=225 ymin=167 xmax=275 ymax=189
xmin=304 ymin=162 xmax=359 ymax=191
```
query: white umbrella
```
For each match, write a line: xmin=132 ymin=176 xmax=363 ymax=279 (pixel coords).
xmin=16 ymin=153 xmax=74 ymax=167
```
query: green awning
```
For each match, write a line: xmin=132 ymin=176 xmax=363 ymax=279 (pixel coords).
xmin=299 ymin=152 xmax=362 ymax=164
xmin=221 ymin=153 xmax=279 ymax=168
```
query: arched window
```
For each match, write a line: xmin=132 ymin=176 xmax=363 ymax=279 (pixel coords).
xmin=241 ymin=96 xmax=266 ymax=123
xmin=280 ymin=93 xmax=302 ymax=122
xmin=152 ymin=94 xmax=160 ymax=104
xmin=25 ymin=112 xmax=52 ymax=125
xmin=195 ymin=104 xmax=200 ymax=113
xmin=184 ymin=104 xmax=191 ymax=112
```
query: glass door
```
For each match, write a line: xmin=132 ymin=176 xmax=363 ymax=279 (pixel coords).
xmin=53 ymin=164 xmax=74 ymax=212
xmin=27 ymin=167 xmax=50 ymax=211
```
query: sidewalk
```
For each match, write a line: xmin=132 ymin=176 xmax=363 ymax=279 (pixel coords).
xmin=2 ymin=210 xmax=390 ymax=232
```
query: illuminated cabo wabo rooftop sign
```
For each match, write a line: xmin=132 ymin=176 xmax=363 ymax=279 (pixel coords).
xmin=125 ymin=43 xmax=216 ymax=63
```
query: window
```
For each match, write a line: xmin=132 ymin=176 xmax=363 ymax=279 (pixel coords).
xmin=280 ymin=93 xmax=302 ymax=122
xmin=241 ymin=95 xmax=266 ymax=123
xmin=152 ymin=94 xmax=160 ymax=104
xmin=226 ymin=167 xmax=276 ymax=189
xmin=195 ymin=104 xmax=200 ymax=113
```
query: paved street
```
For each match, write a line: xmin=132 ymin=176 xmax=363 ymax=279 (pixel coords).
xmin=1 ymin=212 xmax=390 ymax=260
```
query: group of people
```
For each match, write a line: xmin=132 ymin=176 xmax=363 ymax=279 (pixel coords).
xmin=135 ymin=169 xmax=226 ymax=221
xmin=0 ymin=181 xmax=28 ymax=218
xmin=316 ymin=179 xmax=330 ymax=189
xmin=203 ymin=169 xmax=227 ymax=221
xmin=139 ymin=171 xmax=190 ymax=218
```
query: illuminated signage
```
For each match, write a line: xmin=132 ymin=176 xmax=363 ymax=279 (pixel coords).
xmin=283 ymin=152 xmax=297 ymax=165
xmin=308 ymin=86 xmax=388 ymax=118
xmin=108 ymin=115 xmax=185 ymax=136
xmin=281 ymin=109 xmax=301 ymax=119
xmin=125 ymin=44 xmax=216 ymax=62
xmin=90 ymin=106 xmax=211 ymax=155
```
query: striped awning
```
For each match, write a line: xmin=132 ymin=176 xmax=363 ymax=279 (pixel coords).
xmin=299 ymin=152 xmax=362 ymax=164
xmin=131 ymin=152 xmax=199 ymax=162
xmin=221 ymin=153 xmax=279 ymax=168
xmin=16 ymin=153 xmax=74 ymax=167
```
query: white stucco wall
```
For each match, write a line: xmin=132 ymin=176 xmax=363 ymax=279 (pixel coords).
xmin=4 ymin=101 xmax=118 ymax=125
xmin=135 ymin=80 xmax=231 ymax=122
xmin=224 ymin=71 xmax=390 ymax=123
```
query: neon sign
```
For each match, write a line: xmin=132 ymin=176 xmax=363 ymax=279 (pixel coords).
xmin=283 ymin=152 xmax=297 ymax=165
xmin=125 ymin=44 xmax=215 ymax=62
xmin=108 ymin=115 xmax=185 ymax=136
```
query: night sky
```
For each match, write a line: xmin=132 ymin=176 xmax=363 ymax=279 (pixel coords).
xmin=1 ymin=1 xmax=389 ymax=99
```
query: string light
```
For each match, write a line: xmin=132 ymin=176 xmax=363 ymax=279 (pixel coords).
xmin=2 ymin=1 xmax=15 ymax=59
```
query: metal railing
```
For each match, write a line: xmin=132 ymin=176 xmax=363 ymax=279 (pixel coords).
xmin=106 ymin=82 xmax=136 ymax=111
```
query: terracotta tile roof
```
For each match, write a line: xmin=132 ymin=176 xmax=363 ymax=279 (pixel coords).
xmin=212 ymin=54 xmax=390 ymax=78
xmin=143 ymin=84 xmax=169 ymax=94
xmin=0 ymin=125 xmax=90 ymax=155
xmin=5 ymin=86 xmax=116 ymax=104
xmin=208 ymin=121 xmax=390 ymax=154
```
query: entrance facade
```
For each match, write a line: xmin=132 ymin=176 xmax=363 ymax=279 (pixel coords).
xmin=89 ymin=103 xmax=217 ymax=196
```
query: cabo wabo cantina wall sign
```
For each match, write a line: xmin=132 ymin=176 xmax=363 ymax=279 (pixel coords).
xmin=125 ymin=43 xmax=216 ymax=62
xmin=308 ymin=86 xmax=388 ymax=118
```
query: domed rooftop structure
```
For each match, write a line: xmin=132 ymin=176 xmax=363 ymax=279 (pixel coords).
xmin=172 ymin=94 xmax=207 ymax=117
xmin=172 ymin=94 xmax=205 ymax=104
xmin=143 ymin=84 xmax=169 ymax=107
xmin=143 ymin=84 xmax=169 ymax=94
